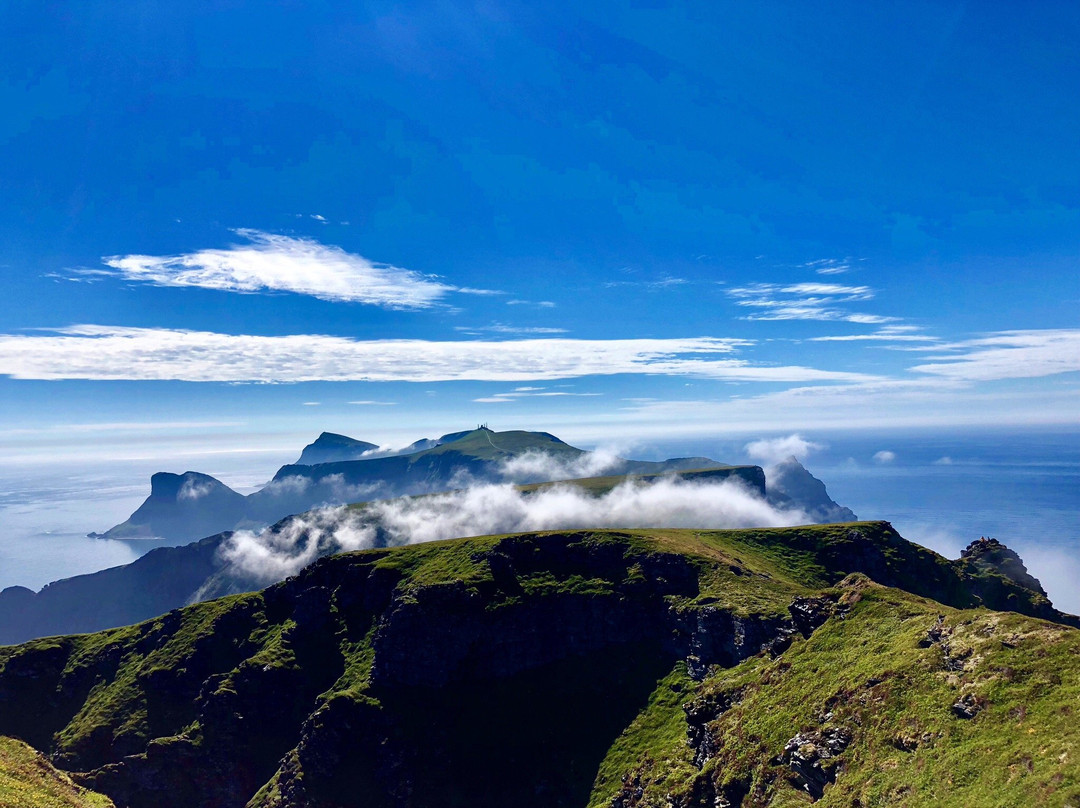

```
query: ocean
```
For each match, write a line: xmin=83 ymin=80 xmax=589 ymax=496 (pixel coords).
xmin=1 ymin=427 xmax=1077 ymax=612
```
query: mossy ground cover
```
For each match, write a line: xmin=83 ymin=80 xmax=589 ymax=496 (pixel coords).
xmin=588 ymin=577 xmax=1080 ymax=807
xmin=52 ymin=593 xmax=266 ymax=762
xmin=0 ymin=736 xmax=113 ymax=808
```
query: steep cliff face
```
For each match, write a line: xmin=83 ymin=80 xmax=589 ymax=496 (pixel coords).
xmin=98 ymin=471 xmax=248 ymax=541
xmin=0 ymin=523 xmax=1075 ymax=808
xmin=0 ymin=534 xmax=225 ymax=645
xmin=765 ymin=456 xmax=857 ymax=524
xmin=960 ymin=536 xmax=1047 ymax=594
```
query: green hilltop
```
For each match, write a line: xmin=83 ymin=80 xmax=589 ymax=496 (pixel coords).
xmin=1 ymin=522 xmax=1077 ymax=807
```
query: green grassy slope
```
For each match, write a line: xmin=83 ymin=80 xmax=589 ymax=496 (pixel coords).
xmin=0 ymin=523 xmax=1076 ymax=808
xmin=592 ymin=578 xmax=1080 ymax=807
xmin=0 ymin=736 xmax=114 ymax=808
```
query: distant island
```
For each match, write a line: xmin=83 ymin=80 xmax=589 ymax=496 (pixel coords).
xmin=91 ymin=426 xmax=854 ymax=545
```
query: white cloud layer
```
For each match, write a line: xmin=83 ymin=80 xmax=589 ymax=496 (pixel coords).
xmin=216 ymin=477 xmax=809 ymax=586
xmin=0 ymin=326 xmax=872 ymax=383
xmin=99 ymin=229 xmax=452 ymax=309
xmin=498 ymin=447 xmax=625 ymax=483
xmin=744 ymin=434 xmax=824 ymax=465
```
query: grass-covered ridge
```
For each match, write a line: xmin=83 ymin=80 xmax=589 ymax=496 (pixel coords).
xmin=0 ymin=522 xmax=1076 ymax=808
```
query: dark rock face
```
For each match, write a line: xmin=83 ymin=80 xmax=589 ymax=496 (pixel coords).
xmin=766 ymin=457 xmax=857 ymax=524
xmin=368 ymin=534 xmax=778 ymax=690
xmin=684 ymin=688 xmax=744 ymax=769
xmin=673 ymin=605 xmax=787 ymax=680
xmin=961 ymin=537 xmax=1047 ymax=595
xmin=788 ymin=595 xmax=839 ymax=638
xmin=951 ymin=693 xmax=985 ymax=720
xmin=777 ymin=726 xmax=853 ymax=800
xmin=611 ymin=766 xmax=750 ymax=808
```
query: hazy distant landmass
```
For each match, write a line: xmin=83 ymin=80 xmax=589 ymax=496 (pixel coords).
xmin=0 ymin=428 xmax=856 ymax=645
xmin=94 ymin=427 xmax=752 ymax=544
xmin=294 ymin=432 xmax=380 ymax=464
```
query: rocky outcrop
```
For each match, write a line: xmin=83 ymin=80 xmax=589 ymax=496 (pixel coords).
xmin=684 ymin=687 xmax=744 ymax=768
xmin=951 ymin=693 xmax=986 ymax=720
xmin=766 ymin=456 xmax=857 ymax=524
xmin=96 ymin=471 xmax=246 ymax=541
xmin=960 ymin=537 xmax=1047 ymax=595
xmin=777 ymin=726 xmax=853 ymax=799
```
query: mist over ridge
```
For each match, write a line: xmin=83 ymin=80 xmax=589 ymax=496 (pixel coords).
xmin=93 ymin=426 xmax=760 ymax=544
xmin=213 ymin=474 xmax=811 ymax=590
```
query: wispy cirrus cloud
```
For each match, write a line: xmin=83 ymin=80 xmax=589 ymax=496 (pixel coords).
xmin=0 ymin=420 xmax=243 ymax=437
xmin=453 ymin=323 xmax=569 ymax=335
xmin=0 ymin=325 xmax=873 ymax=384
xmin=909 ymin=329 xmax=1080 ymax=381
xmin=454 ymin=287 xmax=506 ymax=296
xmin=809 ymin=325 xmax=937 ymax=343
xmin=473 ymin=386 xmax=603 ymax=404
xmin=607 ymin=330 xmax=1080 ymax=433
xmin=604 ymin=275 xmax=689 ymax=290
xmin=612 ymin=376 xmax=1078 ymax=434
xmin=92 ymin=229 xmax=455 ymax=309
xmin=801 ymin=258 xmax=852 ymax=275
xmin=725 ymin=281 xmax=894 ymax=324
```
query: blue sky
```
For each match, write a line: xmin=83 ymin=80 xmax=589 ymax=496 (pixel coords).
xmin=1 ymin=0 xmax=1078 ymax=462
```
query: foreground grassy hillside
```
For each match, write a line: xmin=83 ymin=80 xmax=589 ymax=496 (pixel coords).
xmin=0 ymin=737 xmax=113 ymax=808
xmin=0 ymin=522 xmax=1076 ymax=807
